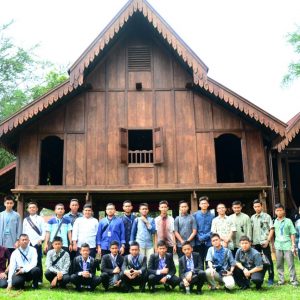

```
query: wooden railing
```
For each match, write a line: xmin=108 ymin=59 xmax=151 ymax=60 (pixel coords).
xmin=128 ymin=150 xmax=153 ymax=164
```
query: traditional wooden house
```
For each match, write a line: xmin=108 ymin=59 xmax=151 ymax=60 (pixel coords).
xmin=0 ymin=0 xmax=294 ymax=217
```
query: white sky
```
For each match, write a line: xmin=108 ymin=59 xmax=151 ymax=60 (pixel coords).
xmin=1 ymin=0 xmax=300 ymax=123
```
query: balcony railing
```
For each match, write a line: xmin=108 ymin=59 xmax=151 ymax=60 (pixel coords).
xmin=128 ymin=150 xmax=153 ymax=164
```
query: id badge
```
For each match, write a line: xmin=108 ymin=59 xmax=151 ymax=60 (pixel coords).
xmin=107 ymin=231 xmax=112 ymax=237
xmin=4 ymin=228 xmax=10 ymax=235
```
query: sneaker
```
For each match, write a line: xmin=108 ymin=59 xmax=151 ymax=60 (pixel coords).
xmin=291 ymin=282 xmax=299 ymax=287
xmin=277 ymin=281 xmax=284 ymax=286
xmin=267 ymin=279 xmax=274 ymax=286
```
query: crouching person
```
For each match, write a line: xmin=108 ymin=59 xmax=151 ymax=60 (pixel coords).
xmin=148 ymin=240 xmax=180 ymax=293
xmin=45 ymin=236 xmax=70 ymax=288
xmin=205 ymin=233 xmax=236 ymax=291
xmin=233 ymin=235 xmax=264 ymax=290
xmin=179 ymin=241 xmax=206 ymax=294
xmin=7 ymin=234 xmax=41 ymax=290
xmin=100 ymin=241 xmax=124 ymax=291
xmin=121 ymin=241 xmax=147 ymax=292
xmin=71 ymin=243 xmax=101 ymax=291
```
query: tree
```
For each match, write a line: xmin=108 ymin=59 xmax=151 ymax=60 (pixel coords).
xmin=283 ymin=25 xmax=300 ymax=85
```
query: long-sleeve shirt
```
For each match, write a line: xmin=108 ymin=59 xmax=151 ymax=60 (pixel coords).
xmin=130 ymin=216 xmax=155 ymax=248
xmin=96 ymin=216 xmax=125 ymax=250
xmin=23 ymin=214 xmax=46 ymax=246
xmin=193 ymin=210 xmax=214 ymax=246
xmin=72 ymin=216 xmax=98 ymax=248
xmin=121 ymin=214 xmax=136 ymax=246
xmin=45 ymin=249 xmax=70 ymax=275
xmin=7 ymin=246 xmax=37 ymax=284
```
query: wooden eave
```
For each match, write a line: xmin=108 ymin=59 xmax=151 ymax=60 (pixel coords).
xmin=0 ymin=161 xmax=16 ymax=177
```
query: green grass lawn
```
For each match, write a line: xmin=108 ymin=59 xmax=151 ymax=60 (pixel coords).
xmin=1 ymin=260 xmax=300 ymax=300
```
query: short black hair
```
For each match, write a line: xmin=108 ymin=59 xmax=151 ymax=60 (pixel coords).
xmin=52 ymin=236 xmax=63 ymax=243
xmin=275 ymin=203 xmax=285 ymax=210
xmin=182 ymin=241 xmax=192 ymax=248
xmin=70 ymin=198 xmax=79 ymax=204
xmin=159 ymin=200 xmax=169 ymax=207
xmin=239 ymin=235 xmax=251 ymax=243
xmin=130 ymin=241 xmax=140 ymax=248
xmin=253 ymin=199 xmax=262 ymax=205
xmin=179 ymin=200 xmax=189 ymax=206
xmin=4 ymin=195 xmax=14 ymax=202
xmin=199 ymin=196 xmax=209 ymax=203
xmin=232 ymin=201 xmax=242 ymax=206
xmin=110 ymin=240 xmax=119 ymax=248
xmin=106 ymin=203 xmax=115 ymax=209
xmin=123 ymin=200 xmax=132 ymax=205
xmin=139 ymin=203 xmax=149 ymax=209
xmin=211 ymin=233 xmax=221 ymax=240
xmin=55 ymin=203 xmax=65 ymax=209
xmin=217 ymin=203 xmax=226 ymax=209
xmin=156 ymin=240 xmax=167 ymax=248
xmin=83 ymin=204 xmax=92 ymax=210
xmin=19 ymin=233 xmax=29 ymax=239
xmin=27 ymin=201 xmax=38 ymax=208
xmin=81 ymin=243 xmax=90 ymax=249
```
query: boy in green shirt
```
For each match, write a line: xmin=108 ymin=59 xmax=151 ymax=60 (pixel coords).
xmin=273 ymin=204 xmax=298 ymax=286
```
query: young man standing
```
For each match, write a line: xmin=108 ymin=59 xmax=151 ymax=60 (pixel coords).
xmin=72 ymin=204 xmax=98 ymax=258
xmin=0 ymin=245 xmax=10 ymax=288
xmin=148 ymin=240 xmax=180 ymax=293
xmin=0 ymin=195 xmax=22 ymax=254
xmin=22 ymin=201 xmax=45 ymax=284
xmin=229 ymin=201 xmax=252 ymax=255
xmin=130 ymin=203 xmax=155 ymax=261
xmin=233 ymin=236 xmax=264 ymax=290
xmin=44 ymin=203 xmax=72 ymax=254
xmin=7 ymin=234 xmax=41 ymax=290
xmin=211 ymin=203 xmax=236 ymax=250
xmin=273 ymin=203 xmax=298 ymax=286
xmin=120 ymin=200 xmax=136 ymax=255
xmin=70 ymin=243 xmax=101 ymax=291
xmin=121 ymin=241 xmax=147 ymax=292
xmin=193 ymin=196 xmax=214 ymax=263
xmin=251 ymin=199 xmax=274 ymax=286
xmin=205 ymin=233 xmax=236 ymax=291
xmin=45 ymin=236 xmax=71 ymax=288
xmin=154 ymin=201 xmax=176 ymax=254
xmin=174 ymin=200 xmax=197 ymax=258
xmin=97 ymin=203 xmax=125 ymax=256
xmin=100 ymin=241 xmax=124 ymax=290
xmin=178 ymin=241 xmax=206 ymax=294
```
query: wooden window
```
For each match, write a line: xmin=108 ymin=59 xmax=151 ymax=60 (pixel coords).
xmin=127 ymin=46 xmax=151 ymax=72
xmin=120 ymin=128 xmax=128 ymax=164
xmin=153 ymin=127 xmax=164 ymax=164
xmin=215 ymin=133 xmax=244 ymax=183
xmin=39 ymin=136 xmax=64 ymax=185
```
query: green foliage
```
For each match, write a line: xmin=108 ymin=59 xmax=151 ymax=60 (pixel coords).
xmin=0 ymin=148 xmax=15 ymax=169
xmin=283 ymin=25 xmax=300 ymax=86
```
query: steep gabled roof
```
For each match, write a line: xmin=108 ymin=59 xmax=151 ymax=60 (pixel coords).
xmin=0 ymin=0 xmax=288 ymax=140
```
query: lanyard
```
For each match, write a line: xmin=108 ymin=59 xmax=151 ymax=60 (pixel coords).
xmin=279 ymin=220 xmax=285 ymax=235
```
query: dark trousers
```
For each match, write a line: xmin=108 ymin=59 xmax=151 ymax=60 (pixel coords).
xmin=8 ymin=248 xmax=15 ymax=256
xmin=148 ymin=274 xmax=180 ymax=289
xmin=101 ymin=249 xmax=111 ymax=256
xmin=167 ymin=247 xmax=174 ymax=254
xmin=12 ymin=267 xmax=41 ymax=289
xmin=45 ymin=270 xmax=70 ymax=287
xmin=232 ymin=248 xmax=239 ymax=257
xmin=254 ymin=244 xmax=274 ymax=281
xmin=32 ymin=244 xmax=43 ymax=282
xmin=123 ymin=245 xmax=130 ymax=256
xmin=177 ymin=247 xmax=184 ymax=258
xmin=180 ymin=271 xmax=206 ymax=292
xmin=121 ymin=273 xmax=147 ymax=290
xmin=194 ymin=244 xmax=209 ymax=266
xmin=70 ymin=251 xmax=77 ymax=262
xmin=0 ymin=278 xmax=8 ymax=288
xmin=76 ymin=248 xmax=97 ymax=258
xmin=100 ymin=272 xmax=121 ymax=290
xmin=70 ymin=274 xmax=101 ymax=291
xmin=233 ymin=267 xmax=264 ymax=289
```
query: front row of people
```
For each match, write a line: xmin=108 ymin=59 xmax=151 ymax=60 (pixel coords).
xmin=3 ymin=233 xmax=265 ymax=293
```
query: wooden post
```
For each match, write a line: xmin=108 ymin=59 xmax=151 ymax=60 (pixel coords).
xmin=16 ymin=194 xmax=24 ymax=220
xmin=190 ymin=191 xmax=198 ymax=213
xmin=277 ymin=153 xmax=286 ymax=207
xmin=85 ymin=192 xmax=92 ymax=205
xmin=259 ymin=190 xmax=267 ymax=212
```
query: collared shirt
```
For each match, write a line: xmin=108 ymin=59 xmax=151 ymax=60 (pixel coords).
xmin=121 ymin=214 xmax=136 ymax=246
xmin=251 ymin=212 xmax=274 ymax=245
xmin=46 ymin=217 xmax=72 ymax=248
xmin=174 ymin=214 xmax=197 ymax=247
xmin=274 ymin=217 xmax=296 ymax=251
xmin=110 ymin=254 xmax=118 ymax=268
xmin=8 ymin=246 xmax=37 ymax=284
xmin=193 ymin=210 xmax=214 ymax=246
xmin=0 ymin=246 xmax=10 ymax=273
xmin=64 ymin=212 xmax=83 ymax=226
xmin=156 ymin=256 xmax=166 ymax=275
xmin=130 ymin=216 xmax=155 ymax=248
xmin=23 ymin=214 xmax=46 ymax=246
xmin=295 ymin=219 xmax=300 ymax=249
xmin=211 ymin=215 xmax=236 ymax=250
xmin=79 ymin=256 xmax=91 ymax=275
xmin=72 ymin=216 xmax=98 ymax=248
xmin=228 ymin=213 xmax=252 ymax=248
xmin=206 ymin=246 xmax=236 ymax=272
xmin=45 ymin=248 xmax=70 ymax=275
xmin=96 ymin=216 xmax=125 ymax=250
xmin=186 ymin=255 xmax=194 ymax=271
xmin=235 ymin=247 xmax=263 ymax=269
xmin=155 ymin=215 xmax=175 ymax=247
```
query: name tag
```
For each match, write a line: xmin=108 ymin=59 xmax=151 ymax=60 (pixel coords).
xmin=107 ymin=231 xmax=112 ymax=237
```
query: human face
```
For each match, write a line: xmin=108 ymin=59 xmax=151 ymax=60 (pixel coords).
xmin=52 ymin=241 xmax=62 ymax=252
xmin=129 ymin=245 xmax=140 ymax=257
xmin=83 ymin=207 xmax=92 ymax=218
xmin=179 ymin=202 xmax=189 ymax=215
xmin=110 ymin=244 xmax=119 ymax=256
xmin=70 ymin=201 xmax=79 ymax=214
xmin=182 ymin=244 xmax=193 ymax=257
xmin=159 ymin=204 xmax=168 ymax=215
xmin=55 ymin=205 xmax=65 ymax=217
xmin=232 ymin=204 xmax=242 ymax=214
xmin=4 ymin=200 xmax=14 ymax=211
xmin=19 ymin=235 xmax=29 ymax=249
xmin=123 ymin=202 xmax=133 ymax=215
xmin=106 ymin=205 xmax=116 ymax=217
xmin=240 ymin=240 xmax=251 ymax=251
xmin=217 ymin=204 xmax=226 ymax=216
xmin=80 ymin=247 xmax=90 ymax=259
xmin=211 ymin=236 xmax=221 ymax=248
xmin=157 ymin=245 xmax=167 ymax=257
xmin=253 ymin=203 xmax=263 ymax=214
xmin=275 ymin=207 xmax=285 ymax=219
xmin=199 ymin=200 xmax=209 ymax=211
xmin=27 ymin=204 xmax=38 ymax=215
xmin=139 ymin=205 xmax=149 ymax=216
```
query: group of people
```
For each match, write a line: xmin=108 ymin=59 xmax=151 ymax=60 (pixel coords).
xmin=0 ymin=194 xmax=298 ymax=293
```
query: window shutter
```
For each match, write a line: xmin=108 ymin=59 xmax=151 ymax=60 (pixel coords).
xmin=153 ymin=127 xmax=164 ymax=164
xmin=120 ymin=128 xmax=128 ymax=164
